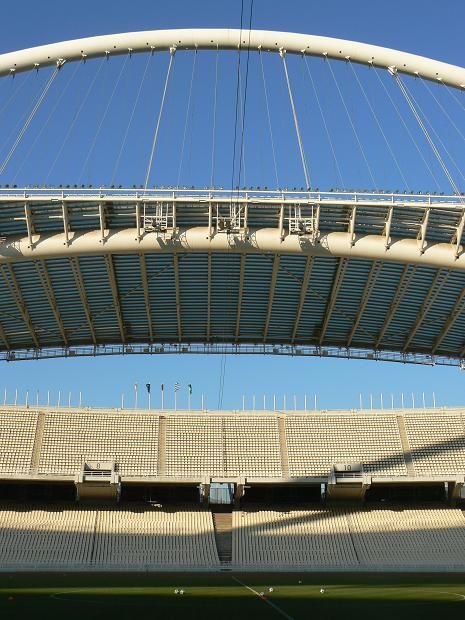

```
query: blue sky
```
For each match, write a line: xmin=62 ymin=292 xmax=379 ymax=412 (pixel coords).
xmin=1 ymin=0 xmax=465 ymax=410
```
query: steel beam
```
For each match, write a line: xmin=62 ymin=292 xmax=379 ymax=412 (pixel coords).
xmin=432 ymin=286 xmax=465 ymax=354
xmin=402 ymin=269 xmax=450 ymax=351
xmin=0 ymin=264 xmax=39 ymax=347
xmin=104 ymin=255 xmax=125 ymax=343
xmin=69 ymin=257 xmax=97 ymax=345
xmin=235 ymin=254 xmax=246 ymax=342
xmin=0 ymin=322 xmax=10 ymax=350
xmin=375 ymin=265 xmax=417 ymax=348
xmin=207 ymin=253 xmax=212 ymax=342
xmin=173 ymin=254 xmax=182 ymax=342
xmin=139 ymin=253 xmax=153 ymax=343
xmin=291 ymin=256 xmax=313 ymax=343
xmin=347 ymin=261 xmax=382 ymax=347
xmin=319 ymin=258 xmax=347 ymax=345
xmin=34 ymin=259 xmax=68 ymax=345
xmin=263 ymin=255 xmax=280 ymax=342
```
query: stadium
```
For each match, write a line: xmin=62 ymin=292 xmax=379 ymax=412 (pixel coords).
xmin=2 ymin=0 xmax=465 ymax=617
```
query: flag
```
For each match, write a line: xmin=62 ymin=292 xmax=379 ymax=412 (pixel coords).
xmin=188 ymin=384 xmax=192 ymax=395
xmin=161 ymin=383 xmax=164 ymax=392
xmin=174 ymin=382 xmax=180 ymax=392
xmin=146 ymin=383 xmax=151 ymax=394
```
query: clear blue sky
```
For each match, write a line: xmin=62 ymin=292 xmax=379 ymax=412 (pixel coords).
xmin=1 ymin=0 xmax=465 ymax=411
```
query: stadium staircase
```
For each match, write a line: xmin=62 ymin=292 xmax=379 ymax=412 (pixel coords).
xmin=212 ymin=509 xmax=233 ymax=564
xmin=157 ymin=416 xmax=167 ymax=476
xmin=278 ymin=416 xmax=290 ymax=477
xmin=30 ymin=411 xmax=46 ymax=475
xmin=396 ymin=416 xmax=415 ymax=475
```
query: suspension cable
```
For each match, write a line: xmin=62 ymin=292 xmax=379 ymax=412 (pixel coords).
xmin=13 ymin=61 xmax=81 ymax=182
xmin=302 ymin=54 xmax=344 ymax=189
xmin=236 ymin=11 xmax=253 ymax=194
xmin=0 ymin=71 xmax=32 ymax=120
xmin=421 ymin=78 xmax=465 ymax=141
xmin=326 ymin=58 xmax=377 ymax=189
xmin=259 ymin=49 xmax=279 ymax=188
xmin=373 ymin=68 xmax=441 ymax=191
xmin=280 ymin=49 xmax=311 ymax=190
xmin=349 ymin=61 xmax=409 ymax=188
xmin=445 ymin=83 xmax=465 ymax=115
xmin=111 ymin=52 xmax=152 ymax=185
xmin=79 ymin=53 xmax=129 ymax=184
xmin=47 ymin=59 xmax=105 ymax=183
xmin=177 ymin=49 xmax=197 ymax=187
xmin=210 ymin=46 xmax=219 ymax=188
xmin=393 ymin=70 xmax=462 ymax=195
xmin=0 ymin=66 xmax=59 ymax=177
xmin=144 ymin=48 xmax=176 ymax=190
xmin=408 ymin=85 xmax=465 ymax=186
xmin=237 ymin=65 xmax=247 ymax=188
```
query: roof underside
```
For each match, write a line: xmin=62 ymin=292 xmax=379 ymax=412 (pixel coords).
xmin=1 ymin=189 xmax=465 ymax=364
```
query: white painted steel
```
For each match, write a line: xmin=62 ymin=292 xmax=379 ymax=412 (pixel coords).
xmin=1 ymin=227 xmax=465 ymax=270
xmin=1 ymin=29 xmax=465 ymax=88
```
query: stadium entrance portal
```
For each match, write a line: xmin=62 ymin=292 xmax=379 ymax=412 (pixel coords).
xmin=209 ymin=483 xmax=234 ymax=505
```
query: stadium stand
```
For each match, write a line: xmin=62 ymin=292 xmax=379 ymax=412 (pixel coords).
xmin=285 ymin=415 xmax=407 ymax=477
xmin=0 ymin=410 xmax=37 ymax=474
xmin=223 ymin=417 xmax=282 ymax=477
xmin=38 ymin=411 xmax=159 ymax=476
xmin=233 ymin=506 xmax=465 ymax=570
xmin=0 ymin=504 xmax=96 ymax=567
xmin=94 ymin=505 xmax=220 ymax=568
xmin=232 ymin=507 xmax=359 ymax=568
xmin=164 ymin=415 xmax=223 ymax=477
xmin=1 ymin=407 xmax=465 ymax=480
xmin=404 ymin=413 xmax=465 ymax=474
xmin=0 ymin=504 xmax=219 ymax=569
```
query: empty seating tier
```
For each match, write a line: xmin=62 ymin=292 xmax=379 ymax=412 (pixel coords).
xmin=164 ymin=416 xmax=224 ymax=477
xmin=286 ymin=415 xmax=407 ymax=477
xmin=0 ymin=504 xmax=219 ymax=570
xmin=404 ymin=413 xmax=465 ymax=474
xmin=38 ymin=412 xmax=159 ymax=476
xmin=233 ymin=507 xmax=358 ymax=568
xmin=1 ymin=407 xmax=465 ymax=479
xmin=233 ymin=506 xmax=465 ymax=570
xmin=0 ymin=410 xmax=37 ymax=473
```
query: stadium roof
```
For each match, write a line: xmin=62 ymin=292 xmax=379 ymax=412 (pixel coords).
xmin=1 ymin=187 xmax=465 ymax=365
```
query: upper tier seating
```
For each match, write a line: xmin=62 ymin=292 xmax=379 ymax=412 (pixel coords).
xmin=403 ymin=413 xmax=465 ymax=474
xmin=38 ymin=412 xmax=159 ymax=476
xmin=0 ymin=410 xmax=37 ymax=473
xmin=285 ymin=415 xmax=407 ymax=477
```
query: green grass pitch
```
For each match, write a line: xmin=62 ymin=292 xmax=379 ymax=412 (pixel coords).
xmin=1 ymin=573 xmax=464 ymax=619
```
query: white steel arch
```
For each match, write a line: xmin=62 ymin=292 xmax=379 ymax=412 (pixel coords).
xmin=1 ymin=28 xmax=465 ymax=89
